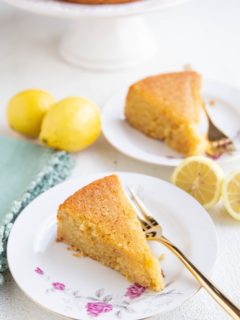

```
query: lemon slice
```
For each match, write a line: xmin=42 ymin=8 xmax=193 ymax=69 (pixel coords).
xmin=222 ymin=170 xmax=240 ymax=220
xmin=171 ymin=156 xmax=224 ymax=209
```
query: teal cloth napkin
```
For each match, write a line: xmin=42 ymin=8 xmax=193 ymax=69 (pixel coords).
xmin=0 ymin=136 xmax=73 ymax=284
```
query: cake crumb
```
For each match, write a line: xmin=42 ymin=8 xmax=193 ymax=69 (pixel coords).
xmin=161 ymin=269 xmax=166 ymax=278
xmin=68 ymin=245 xmax=84 ymax=257
xmin=209 ymin=99 xmax=217 ymax=107
xmin=183 ymin=64 xmax=192 ymax=71
xmin=73 ymin=251 xmax=84 ymax=258
xmin=159 ymin=253 xmax=166 ymax=261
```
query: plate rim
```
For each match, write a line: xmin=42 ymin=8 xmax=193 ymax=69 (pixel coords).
xmin=7 ymin=171 xmax=218 ymax=320
xmin=102 ymin=79 xmax=240 ymax=167
xmin=2 ymin=0 xmax=190 ymax=18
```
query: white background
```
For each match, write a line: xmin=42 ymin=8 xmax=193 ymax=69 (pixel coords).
xmin=0 ymin=0 xmax=240 ymax=319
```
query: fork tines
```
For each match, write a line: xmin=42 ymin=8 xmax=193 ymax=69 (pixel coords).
xmin=127 ymin=188 xmax=159 ymax=227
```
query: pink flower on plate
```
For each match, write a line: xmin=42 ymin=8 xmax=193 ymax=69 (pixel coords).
xmin=35 ymin=267 xmax=44 ymax=275
xmin=125 ymin=283 xmax=146 ymax=299
xmin=86 ymin=302 xmax=112 ymax=317
xmin=207 ymin=152 xmax=222 ymax=160
xmin=52 ymin=282 xmax=65 ymax=291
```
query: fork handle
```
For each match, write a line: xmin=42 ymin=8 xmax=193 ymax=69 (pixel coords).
xmin=158 ymin=236 xmax=240 ymax=320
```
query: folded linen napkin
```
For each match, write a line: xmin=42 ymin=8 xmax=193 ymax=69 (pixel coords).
xmin=0 ymin=136 xmax=73 ymax=284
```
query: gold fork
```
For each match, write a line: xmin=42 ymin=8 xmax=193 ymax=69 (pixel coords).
xmin=128 ymin=188 xmax=240 ymax=320
xmin=202 ymin=103 xmax=235 ymax=157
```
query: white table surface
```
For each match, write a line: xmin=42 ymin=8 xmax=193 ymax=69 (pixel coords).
xmin=1 ymin=0 xmax=240 ymax=319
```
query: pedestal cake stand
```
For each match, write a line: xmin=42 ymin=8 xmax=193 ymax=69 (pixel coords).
xmin=4 ymin=0 xmax=190 ymax=70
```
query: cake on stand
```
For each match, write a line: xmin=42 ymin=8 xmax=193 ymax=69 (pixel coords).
xmin=4 ymin=0 xmax=189 ymax=70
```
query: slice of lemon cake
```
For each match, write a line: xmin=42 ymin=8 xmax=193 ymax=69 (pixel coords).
xmin=57 ymin=175 xmax=164 ymax=291
xmin=125 ymin=71 xmax=208 ymax=156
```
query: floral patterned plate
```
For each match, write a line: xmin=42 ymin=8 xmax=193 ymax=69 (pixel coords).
xmin=7 ymin=172 xmax=217 ymax=319
xmin=102 ymin=79 xmax=240 ymax=166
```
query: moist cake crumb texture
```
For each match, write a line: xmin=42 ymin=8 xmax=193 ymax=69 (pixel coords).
xmin=57 ymin=175 xmax=164 ymax=291
xmin=125 ymin=71 xmax=209 ymax=156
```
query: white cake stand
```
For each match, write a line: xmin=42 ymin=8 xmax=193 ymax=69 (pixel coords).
xmin=4 ymin=0 xmax=190 ymax=70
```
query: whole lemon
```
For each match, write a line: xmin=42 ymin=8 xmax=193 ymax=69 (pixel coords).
xmin=40 ymin=97 xmax=101 ymax=152
xmin=7 ymin=89 xmax=55 ymax=138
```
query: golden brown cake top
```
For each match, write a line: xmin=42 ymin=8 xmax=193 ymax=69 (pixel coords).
xmin=128 ymin=71 xmax=202 ymax=124
xmin=59 ymin=175 xmax=150 ymax=255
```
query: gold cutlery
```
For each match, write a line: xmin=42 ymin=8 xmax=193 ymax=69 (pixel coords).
xmin=128 ymin=188 xmax=240 ymax=320
xmin=203 ymin=102 xmax=234 ymax=157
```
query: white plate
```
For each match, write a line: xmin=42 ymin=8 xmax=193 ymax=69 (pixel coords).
xmin=8 ymin=172 xmax=217 ymax=320
xmin=102 ymin=80 xmax=240 ymax=166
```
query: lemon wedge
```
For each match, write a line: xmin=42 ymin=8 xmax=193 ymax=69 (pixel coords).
xmin=222 ymin=169 xmax=240 ymax=220
xmin=171 ymin=156 xmax=224 ymax=209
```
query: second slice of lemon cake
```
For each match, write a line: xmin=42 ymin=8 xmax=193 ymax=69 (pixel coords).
xmin=57 ymin=175 xmax=164 ymax=291
xmin=125 ymin=71 xmax=208 ymax=156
